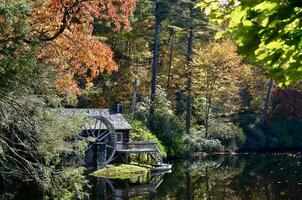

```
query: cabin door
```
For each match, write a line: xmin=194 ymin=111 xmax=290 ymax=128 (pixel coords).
xmin=116 ymin=132 xmax=123 ymax=150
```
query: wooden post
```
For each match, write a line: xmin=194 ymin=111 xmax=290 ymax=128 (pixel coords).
xmin=86 ymin=144 xmax=94 ymax=167
xmin=96 ymin=142 xmax=106 ymax=169
xmin=125 ymin=153 xmax=129 ymax=164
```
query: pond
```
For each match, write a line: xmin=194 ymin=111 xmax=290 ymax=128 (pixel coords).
xmin=88 ymin=153 xmax=302 ymax=200
xmin=6 ymin=153 xmax=302 ymax=199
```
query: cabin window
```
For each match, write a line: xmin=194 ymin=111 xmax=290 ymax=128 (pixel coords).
xmin=117 ymin=132 xmax=123 ymax=143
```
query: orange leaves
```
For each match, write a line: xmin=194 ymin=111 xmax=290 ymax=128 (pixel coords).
xmin=30 ymin=0 xmax=137 ymax=94
xmin=56 ymin=74 xmax=81 ymax=94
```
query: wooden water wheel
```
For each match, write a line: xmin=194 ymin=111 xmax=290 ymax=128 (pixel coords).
xmin=78 ymin=116 xmax=117 ymax=167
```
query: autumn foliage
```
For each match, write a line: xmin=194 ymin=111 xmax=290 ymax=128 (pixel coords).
xmin=31 ymin=0 xmax=137 ymax=94
xmin=272 ymin=88 xmax=302 ymax=119
xmin=192 ymin=41 xmax=254 ymax=114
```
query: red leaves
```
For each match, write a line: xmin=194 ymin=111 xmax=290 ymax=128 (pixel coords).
xmin=31 ymin=0 xmax=137 ymax=94
xmin=272 ymin=88 xmax=302 ymax=119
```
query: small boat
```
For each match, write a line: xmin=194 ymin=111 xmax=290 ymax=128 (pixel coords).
xmin=151 ymin=163 xmax=172 ymax=172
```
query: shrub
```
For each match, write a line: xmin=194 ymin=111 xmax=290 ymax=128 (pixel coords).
xmin=236 ymin=113 xmax=302 ymax=150
xmin=266 ymin=117 xmax=293 ymax=148
xmin=287 ymin=117 xmax=302 ymax=148
xmin=236 ymin=112 xmax=258 ymax=127
xmin=208 ymin=120 xmax=246 ymax=151
xmin=129 ymin=119 xmax=167 ymax=157
xmin=234 ymin=113 xmax=266 ymax=150
xmin=134 ymin=99 xmax=150 ymax=123
xmin=184 ymin=134 xmax=223 ymax=153
xmin=150 ymin=112 xmax=186 ymax=156
xmin=243 ymin=123 xmax=266 ymax=149
xmin=133 ymin=86 xmax=186 ymax=156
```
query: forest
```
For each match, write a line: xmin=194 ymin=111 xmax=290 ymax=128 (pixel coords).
xmin=1 ymin=0 xmax=302 ymax=199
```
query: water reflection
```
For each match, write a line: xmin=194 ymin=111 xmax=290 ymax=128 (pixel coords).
xmin=89 ymin=153 xmax=302 ymax=200
xmin=89 ymin=171 xmax=167 ymax=199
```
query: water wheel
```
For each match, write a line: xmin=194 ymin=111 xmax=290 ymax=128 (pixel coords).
xmin=78 ymin=116 xmax=117 ymax=167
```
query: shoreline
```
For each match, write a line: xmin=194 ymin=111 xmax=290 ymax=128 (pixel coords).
xmin=166 ymin=149 xmax=302 ymax=160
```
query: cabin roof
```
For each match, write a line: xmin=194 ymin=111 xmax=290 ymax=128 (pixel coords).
xmin=58 ymin=108 xmax=132 ymax=130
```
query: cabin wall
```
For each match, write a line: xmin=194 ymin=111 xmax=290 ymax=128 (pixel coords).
xmin=117 ymin=130 xmax=130 ymax=144
xmin=125 ymin=130 xmax=130 ymax=143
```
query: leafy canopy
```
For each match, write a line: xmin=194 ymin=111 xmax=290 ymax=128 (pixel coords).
xmin=0 ymin=0 xmax=137 ymax=95
xmin=197 ymin=0 xmax=302 ymax=87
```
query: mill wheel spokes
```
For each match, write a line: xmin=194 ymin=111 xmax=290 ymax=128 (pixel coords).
xmin=79 ymin=116 xmax=117 ymax=165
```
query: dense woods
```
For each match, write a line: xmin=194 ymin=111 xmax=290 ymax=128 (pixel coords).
xmin=1 ymin=0 xmax=302 ymax=199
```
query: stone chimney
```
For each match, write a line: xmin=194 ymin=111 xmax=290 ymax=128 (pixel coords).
xmin=111 ymin=102 xmax=123 ymax=114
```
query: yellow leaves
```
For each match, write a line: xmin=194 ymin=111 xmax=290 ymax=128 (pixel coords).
xmin=193 ymin=40 xmax=255 ymax=114
xmin=284 ymin=18 xmax=300 ymax=34
xmin=214 ymin=31 xmax=224 ymax=40
xmin=242 ymin=20 xmax=253 ymax=27
xmin=229 ymin=6 xmax=247 ymax=28
xmin=265 ymin=40 xmax=284 ymax=49
xmin=253 ymin=1 xmax=279 ymax=12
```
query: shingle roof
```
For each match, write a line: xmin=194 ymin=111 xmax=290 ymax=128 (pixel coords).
xmin=56 ymin=108 xmax=132 ymax=130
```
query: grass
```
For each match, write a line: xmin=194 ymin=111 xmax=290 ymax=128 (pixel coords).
xmin=91 ymin=164 xmax=149 ymax=180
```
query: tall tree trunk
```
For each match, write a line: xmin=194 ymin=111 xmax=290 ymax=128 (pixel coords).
xmin=186 ymin=5 xmax=194 ymax=134
xmin=205 ymin=167 xmax=211 ymax=200
xmin=167 ymin=28 xmax=174 ymax=95
xmin=131 ymin=78 xmax=137 ymax=115
xmin=205 ymin=97 xmax=211 ymax=138
xmin=262 ymin=78 xmax=273 ymax=126
xmin=126 ymin=41 xmax=131 ymax=56
xmin=264 ymin=174 xmax=271 ymax=200
xmin=150 ymin=1 xmax=161 ymax=116
xmin=185 ymin=170 xmax=193 ymax=200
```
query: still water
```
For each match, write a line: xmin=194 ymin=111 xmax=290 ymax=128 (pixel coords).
xmin=89 ymin=153 xmax=302 ymax=200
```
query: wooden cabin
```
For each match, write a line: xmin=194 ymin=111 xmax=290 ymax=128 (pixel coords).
xmin=59 ymin=105 xmax=132 ymax=145
xmin=56 ymin=105 xmax=163 ymax=168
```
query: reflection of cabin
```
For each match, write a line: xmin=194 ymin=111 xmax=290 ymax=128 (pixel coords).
xmin=114 ymin=181 xmax=161 ymax=199
xmin=58 ymin=104 xmax=163 ymax=168
xmin=96 ymin=173 xmax=165 ymax=199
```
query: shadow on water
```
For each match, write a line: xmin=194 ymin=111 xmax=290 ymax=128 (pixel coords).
xmin=153 ymin=153 xmax=302 ymax=200
xmin=88 ymin=171 xmax=167 ymax=200
xmin=4 ymin=153 xmax=302 ymax=200
xmin=86 ymin=153 xmax=302 ymax=200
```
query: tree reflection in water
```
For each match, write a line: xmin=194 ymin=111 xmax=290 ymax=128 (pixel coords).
xmin=5 ymin=154 xmax=302 ymax=199
xmin=153 ymin=154 xmax=302 ymax=200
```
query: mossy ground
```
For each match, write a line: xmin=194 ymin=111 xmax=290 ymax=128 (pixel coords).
xmin=91 ymin=164 xmax=149 ymax=179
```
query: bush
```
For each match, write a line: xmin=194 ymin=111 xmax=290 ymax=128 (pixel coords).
xmin=241 ymin=124 xmax=266 ymax=149
xmin=129 ymin=119 xmax=166 ymax=157
xmin=236 ymin=113 xmax=302 ymax=150
xmin=184 ymin=134 xmax=223 ymax=153
xmin=236 ymin=112 xmax=258 ymax=127
xmin=134 ymin=86 xmax=186 ymax=156
xmin=134 ymin=99 xmax=150 ymax=123
xmin=287 ymin=117 xmax=302 ymax=147
xmin=46 ymin=167 xmax=88 ymax=200
xmin=208 ymin=120 xmax=246 ymax=151
xmin=150 ymin=112 xmax=186 ymax=156
xmin=235 ymin=113 xmax=266 ymax=150
xmin=266 ymin=117 xmax=292 ymax=148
